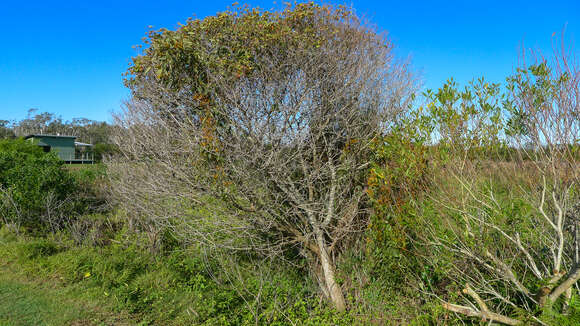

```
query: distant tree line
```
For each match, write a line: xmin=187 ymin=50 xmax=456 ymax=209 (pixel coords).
xmin=0 ymin=109 xmax=118 ymax=161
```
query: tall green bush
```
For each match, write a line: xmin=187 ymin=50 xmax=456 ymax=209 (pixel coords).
xmin=0 ymin=138 xmax=79 ymax=233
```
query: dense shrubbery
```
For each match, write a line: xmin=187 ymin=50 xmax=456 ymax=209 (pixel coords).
xmin=0 ymin=138 xmax=106 ymax=235
xmin=364 ymin=52 xmax=579 ymax=324
xmin=0 ymin=139 xmax=78 ymax=233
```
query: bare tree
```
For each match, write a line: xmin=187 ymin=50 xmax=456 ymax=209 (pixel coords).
xmin=110 ymin=4 xmax=415 ymax=311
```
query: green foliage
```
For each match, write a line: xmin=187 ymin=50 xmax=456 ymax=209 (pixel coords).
xmin=128 ymin=2 xmax=356 ymax=90
xmin=423 ymin=77 xmax=506 ymax=157
xmin=0 ymin=137 xmax=44 ymax=156
xmin=365 ymin=103 xmax=433 ymax=279
xmin=505 ymin=59 xmax=577 ymax=141
xmin=0 ymin=139 xmax=106 ymax=235
xmin=93 ymin=142 xmax=120 ymax=161
xmin=363 ymin=68 xmax=580 ymax=323
xmin=539 ymin=294 xmax=580 ymax=325
xmin=0 ymin=139 xmax=80 ymax=233
xmin=16 ymin=238 xmax=63 ymax=260
xmin=0 ymin=120 xmax=15 ymax=139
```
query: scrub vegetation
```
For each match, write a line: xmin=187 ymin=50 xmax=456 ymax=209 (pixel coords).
xmin=0 ymin=2 xmax=578 ymax=325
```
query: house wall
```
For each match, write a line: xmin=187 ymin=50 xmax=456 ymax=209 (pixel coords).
xmin=29 ymin=136 xmax=76 ymax=161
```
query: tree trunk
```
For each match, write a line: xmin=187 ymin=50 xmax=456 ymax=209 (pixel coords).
xmin=315 ymin=229 xmax=346 ymax=311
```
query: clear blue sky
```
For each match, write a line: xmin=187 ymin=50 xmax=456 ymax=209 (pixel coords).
xmin=0 ymin=0 xmax=578 ymax=122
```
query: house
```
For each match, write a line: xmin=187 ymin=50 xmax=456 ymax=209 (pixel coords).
xmin=25 ymin=134 xmax=94 ymax=164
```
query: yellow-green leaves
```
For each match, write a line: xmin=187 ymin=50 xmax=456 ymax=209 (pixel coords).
xmin=125 ymin=2 xmax=359 ymax=92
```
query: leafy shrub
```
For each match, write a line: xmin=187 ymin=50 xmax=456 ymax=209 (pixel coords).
xmin=0 ymin=138 xmax=81 ymax=233
xmin=0 ymin=139 xmax=107 ymax=235
xmin=365 ymin=107 xmax=433 ymax=282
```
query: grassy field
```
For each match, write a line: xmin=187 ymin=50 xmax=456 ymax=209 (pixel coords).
xmin=0 ymin=231 xmax=357 ymax=325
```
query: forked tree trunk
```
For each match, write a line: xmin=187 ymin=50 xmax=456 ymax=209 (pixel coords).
xmin=315 ymin=229 xmax=346 ymax=311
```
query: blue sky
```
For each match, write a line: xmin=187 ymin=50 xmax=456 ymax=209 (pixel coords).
xmin=0 ymin=0 xmax=578 ymax=122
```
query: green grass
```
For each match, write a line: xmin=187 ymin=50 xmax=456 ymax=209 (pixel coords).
xmin=0 ymin=233 xmax=135 ymax=326
xmin=0 ymin=264 xmax=133 ymax=326
xmin=0 ymin=229 xmax=364 ymax=325
xmin=64 ymin=163 xmax=105 ymax=171
xmin=0 ymin=274 xmax=82 ymax=326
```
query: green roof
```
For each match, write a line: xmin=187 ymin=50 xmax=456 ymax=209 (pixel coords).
xmin=25 ymin=134 xmax=76 ymax=139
